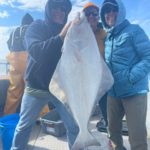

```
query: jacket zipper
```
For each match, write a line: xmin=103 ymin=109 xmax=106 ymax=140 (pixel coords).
xmin=110 ymin=37 xmax=116 ymax=96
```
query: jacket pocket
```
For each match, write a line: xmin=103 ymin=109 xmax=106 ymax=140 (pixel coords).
xmin=113 ymin=70 xmax=133 ymax=96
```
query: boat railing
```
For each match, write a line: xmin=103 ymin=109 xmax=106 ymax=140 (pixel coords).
xmin=0 ymin=61 xmax=9 ymax=77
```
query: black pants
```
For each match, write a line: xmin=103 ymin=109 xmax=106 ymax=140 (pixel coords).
xmin=99 ymin=93 xmax=108 ymax=126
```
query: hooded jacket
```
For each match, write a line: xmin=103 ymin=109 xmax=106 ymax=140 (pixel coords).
xmin=7 ymin=13 xmax=33 ymax=51
xmin=100 ymin=0 xmax=150 ymax=98
xmin=21 ymin=13 xmax=34 ymax=26
xmin=24 ymin=0 xmax=72 ymax=91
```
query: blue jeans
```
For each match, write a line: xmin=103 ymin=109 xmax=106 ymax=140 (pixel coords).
xmin=11 ymin=91 xmax=79 ymax=150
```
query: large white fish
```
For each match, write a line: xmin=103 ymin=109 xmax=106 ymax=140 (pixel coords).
xmin=49 ymin=12 xmax=114 ymax=150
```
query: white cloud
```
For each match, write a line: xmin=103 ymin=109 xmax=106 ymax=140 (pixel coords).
xmin=17 ymin=0 xmax=88 ymax=11
xmin=131 ymin=19 xmax=150 ymax=38
xmin=0 ymin=0 xmax=47 ymax=11
xmin=0 ymin=0 xmax=15 ymax=6
xmin=0 ymin=0 xmax=7 ymax=5
xmin=141 ymin=20 xmax=150 ymax=39
xmin=0 ymin=0 xmax=88 ymax=11
xmin=0 ymin=10 xmax=9 ymax=18
xmin=16 ymin=0 xmax=47 ymax=11
xmin=0 ymin=26 xmax=15 ymax=60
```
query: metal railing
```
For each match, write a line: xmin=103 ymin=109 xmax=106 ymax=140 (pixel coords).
xmin=0 ymin=61 xmax=9 ymax=76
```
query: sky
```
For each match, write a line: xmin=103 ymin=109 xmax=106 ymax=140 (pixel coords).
xmin=0 ymin=0 xmax=150 ymax=60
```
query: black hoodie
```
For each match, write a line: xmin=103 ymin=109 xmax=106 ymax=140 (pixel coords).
xmin=24 ymin=0 xmax=72 ymax=91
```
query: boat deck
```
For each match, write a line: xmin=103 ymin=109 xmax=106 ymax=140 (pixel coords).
xmin=27 ymin=120 xmax=150 ymax=150
xmin=1 ymin=119 xmax=149 ymax=150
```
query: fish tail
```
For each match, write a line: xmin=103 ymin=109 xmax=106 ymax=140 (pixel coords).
xmin=71 ymin=131 xmax=100 ymax=150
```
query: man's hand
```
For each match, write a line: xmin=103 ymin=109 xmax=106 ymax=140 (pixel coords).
xmin=72 ymin=12 xmax=85 ymax=25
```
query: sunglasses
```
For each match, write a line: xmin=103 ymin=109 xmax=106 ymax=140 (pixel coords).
xmin=85 ymin=12 xmax=99 ymax=17
xmin=104 ymin=6 xmax=118 ymax=14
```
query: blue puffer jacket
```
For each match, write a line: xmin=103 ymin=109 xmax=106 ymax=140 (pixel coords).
xmin=101 ymin=0 xmax=150 ymax=98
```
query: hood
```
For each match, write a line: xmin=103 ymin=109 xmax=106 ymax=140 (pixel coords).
xmin=100 ymin=0 xmax=126 ymax=30
xmin=45 ymin=0 xmax=72 ymax=25
xmin=21 ymin=13 xmax=34 ymax=26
